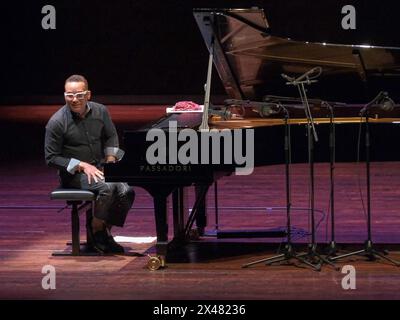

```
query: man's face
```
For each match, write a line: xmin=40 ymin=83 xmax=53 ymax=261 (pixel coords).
xmin=64 ymin=81 xmax=91 ymax=116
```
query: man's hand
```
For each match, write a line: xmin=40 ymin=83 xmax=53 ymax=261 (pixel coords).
xmin=77 ymin=162 xmax=104 ymax=184
xmin=105 ymin=155 xmax=117 ymax=163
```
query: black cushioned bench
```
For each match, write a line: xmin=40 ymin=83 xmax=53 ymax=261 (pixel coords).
xmin=50 ymin=189 xmax=98 ymax=256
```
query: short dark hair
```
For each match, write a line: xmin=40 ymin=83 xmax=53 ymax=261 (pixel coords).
xmin=65 ymin=74 xmax=89 ymax=90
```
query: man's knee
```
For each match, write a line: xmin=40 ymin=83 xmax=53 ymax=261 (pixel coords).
xmin=126 ymin=186 xmax=135 ymax=202
xmin=95 ymin=182 xmax=114 ymax=200
xmin=116 ymin=183 xmax=135 ymax=207
xmin=116 ymin=183 xmax=133 ymax=196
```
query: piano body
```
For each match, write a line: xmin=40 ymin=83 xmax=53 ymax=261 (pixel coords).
xmin=104 ymin=8 xmax=400 ymax=269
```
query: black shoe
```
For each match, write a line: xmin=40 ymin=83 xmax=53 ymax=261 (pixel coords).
xmin=90 ymin=229 xmax=111 ymax=253
xmin=89 ymin=228 xmax=125 ymax=254
xmin=107 ymin=235 xmax=125 ymax=254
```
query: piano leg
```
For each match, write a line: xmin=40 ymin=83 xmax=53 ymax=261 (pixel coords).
xmin=172 ymin=187 xmax=187 ymax=241
xmin=147 ymin=184 xmax=209 ymax=270
xmin=184 ymin=184 xmax=211 ymax=238
xmin=195 ymin=185 xmax=207 ymax=236
xmin=152 ymin=195 xmax=169 ymax=269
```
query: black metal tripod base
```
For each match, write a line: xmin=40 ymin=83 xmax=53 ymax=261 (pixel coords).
xmin=324 ymin=241 xmax=352 ymax=264
xmin=242 ymin=243 xmax=321 ymax=271
xmin=303 ymin=243 xmax=340 ymax=271
xmin=325 ymin=241 xmax=339 ymax=257
xmin=330 ymin=240 xmax=400 ymax=266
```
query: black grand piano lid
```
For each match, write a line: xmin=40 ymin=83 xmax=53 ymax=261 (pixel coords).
xmin=193 ymin=8 xmax=400 ymax=103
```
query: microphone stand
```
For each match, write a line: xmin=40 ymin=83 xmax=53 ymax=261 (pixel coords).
xmin=242 ymin=105 xmax=319 ymax=270
xmin=330 ymin=96 xmax=400 ymax=266
xmin=322 ymin=101 xmax=339 ymax=257
xmin=286 ymin=71 xmax=337 ymax=271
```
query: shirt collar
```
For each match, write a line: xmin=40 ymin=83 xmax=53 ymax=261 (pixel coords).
xmin=69 ymin=103 xmax=91 ymax=119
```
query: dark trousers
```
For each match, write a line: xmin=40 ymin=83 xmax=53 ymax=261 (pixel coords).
xmin=61 ymin=172 xmax=135 ymax=227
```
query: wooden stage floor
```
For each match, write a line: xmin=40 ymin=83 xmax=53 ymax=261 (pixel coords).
xmin=0 ymin=158 xmax=400 ymax=300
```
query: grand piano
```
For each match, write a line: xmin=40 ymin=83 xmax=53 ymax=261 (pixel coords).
xmin=104 ymin=8 xmax=400 ymax=269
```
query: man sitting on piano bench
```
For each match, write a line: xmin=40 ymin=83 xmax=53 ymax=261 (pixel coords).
xmin=44 ymin=74 xmax=135 ymax=254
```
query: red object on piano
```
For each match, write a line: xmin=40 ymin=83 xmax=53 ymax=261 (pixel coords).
xmin=172 ymin=101 xmax=202 ymax=111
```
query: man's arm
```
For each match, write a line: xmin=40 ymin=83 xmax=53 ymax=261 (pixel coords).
xmin=105 ymin=155 xmax=117 ymax=163
xmin=44 ymin=119 xmax=103 ymax=183
xmin=44 ymin=119 xmax=74 ymax=172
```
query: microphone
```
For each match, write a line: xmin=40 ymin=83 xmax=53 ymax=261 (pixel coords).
xmin=360 ymin=91 xmax=395 ymax=114
xmin=257 ymin=103 xmax=282 ymax=117
xmin=281 ymin=73 xmax=294 ymax=82
xmin=381 ymin=96 xmax=395 ymax=112
xmin=209 ymin=107 xmax=232 ymax=120
xmin=223 ymin=99 xmax=281 ymax=118
xmin=294 ymin=67 xmax=322 ymax=82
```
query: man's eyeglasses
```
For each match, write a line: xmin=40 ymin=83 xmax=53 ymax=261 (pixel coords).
xmin=64 ymin=91 xmax=88 ymax=100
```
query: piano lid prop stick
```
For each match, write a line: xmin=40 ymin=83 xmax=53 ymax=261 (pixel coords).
xmin=199 ymin=38 xmax=214 ymax=131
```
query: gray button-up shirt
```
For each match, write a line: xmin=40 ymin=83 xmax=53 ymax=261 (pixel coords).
xmin=44 ymin=101 xmax=124 ymax=175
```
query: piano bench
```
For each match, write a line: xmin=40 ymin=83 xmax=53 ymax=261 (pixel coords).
xmin=50 ymin=189 xmax=98 ymax=256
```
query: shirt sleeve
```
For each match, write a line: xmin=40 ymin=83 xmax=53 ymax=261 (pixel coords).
xmin=66 ymin=158 xmax=81 ymax=174
xmin=102 ymin=106 xmax=125 ymax=161
xmin=44 ymin=119 xmax=75 ymax=172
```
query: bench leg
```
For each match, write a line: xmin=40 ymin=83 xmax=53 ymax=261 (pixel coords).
xmin=86 ymin=202 xmax=94 ymax=248
xmin=52 ymin=201 xmax=101 ymax=256
xmin=71 ymin=203 xmax=80 ymax=255
xmin=65 ymin=203 xmax=93 ymax=247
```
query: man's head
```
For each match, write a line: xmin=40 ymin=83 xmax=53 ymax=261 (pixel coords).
xmin=64 ymin=74 xmax=91 ymax=116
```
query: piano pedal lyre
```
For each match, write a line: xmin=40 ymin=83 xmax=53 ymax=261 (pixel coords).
xmin=187 ymin=228 xmax=201 ymax=240
xmin=147 ymin=254 xmax=166 ymax=271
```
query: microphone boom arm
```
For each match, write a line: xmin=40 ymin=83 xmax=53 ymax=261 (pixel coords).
xmin=281 ymin=67 xmax=321 ymax=142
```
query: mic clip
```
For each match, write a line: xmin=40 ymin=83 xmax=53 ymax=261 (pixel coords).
xmin=281 ymin=67 xmax=322 ymax=85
